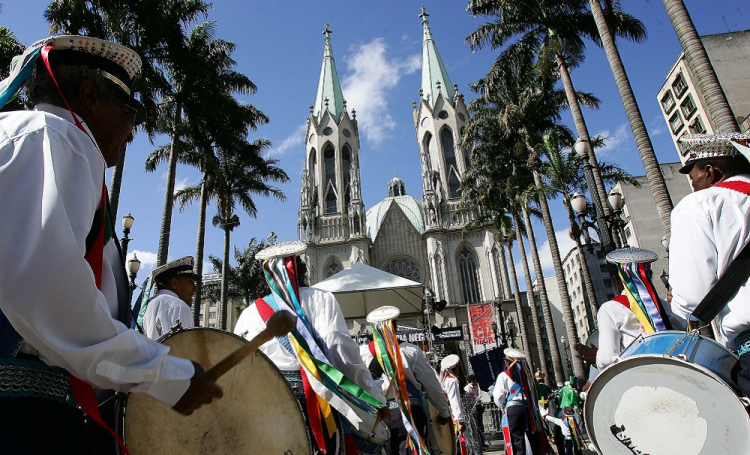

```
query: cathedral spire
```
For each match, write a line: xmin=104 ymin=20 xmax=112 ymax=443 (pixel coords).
xmin=419 ymin=6 xmax=454 ymax=108
xmin=313 ymin=22 xmax=346 ymax=123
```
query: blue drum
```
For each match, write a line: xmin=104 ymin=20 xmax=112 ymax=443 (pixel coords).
xmin=585 ymin=331 xmax=750 ymax=455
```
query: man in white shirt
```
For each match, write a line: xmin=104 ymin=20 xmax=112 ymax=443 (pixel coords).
xmin=142 ymin=256 xmax=198 ymax=340
xmin=0 ymin=36 xmax=221 ymax=454
xmin=234 ymin=242 xmax=387 ymax=454
xmin=669 ymin=132 xmax=750 ymax=396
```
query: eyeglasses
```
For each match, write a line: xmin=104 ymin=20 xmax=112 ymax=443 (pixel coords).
xmin=106 ymin=94 xmax=139 ymax=126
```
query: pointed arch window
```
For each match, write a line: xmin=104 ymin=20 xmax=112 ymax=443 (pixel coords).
xmin=383 ymin=255 xmax=421 ymax=283
xmin=325 ymin=257 xmax=343 ymax=278
xmin=441 ymin=128 xmax=460 ymax=199
xmin=458 ymin=245 xmax=481 ymax=304
xmin=342 ymin=145 xmax=352 ymax=209
xmin=325 ymin=188 xmax=337 ymax=214
xmin=324 ymin=144 xmax=336 ymax=188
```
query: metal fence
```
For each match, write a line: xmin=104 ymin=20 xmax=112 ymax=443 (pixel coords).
xmin=480 ymin=402 xmax=503 ymax=437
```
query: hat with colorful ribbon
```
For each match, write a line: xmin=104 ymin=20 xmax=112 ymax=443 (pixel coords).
xmin=678 ymin=132 xmax=750 ymax=174
xmin=0 ymin=35 xmax=145 ymax=124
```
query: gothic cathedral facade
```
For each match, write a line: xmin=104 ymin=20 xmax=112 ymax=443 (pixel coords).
xmin=297 ymin=10 xmax=514 ymax=331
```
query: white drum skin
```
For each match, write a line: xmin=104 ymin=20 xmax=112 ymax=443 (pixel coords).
xmin=119 ymin=328 xmax=310 ymax=455
xmin=585 ymin=331 xmax=750 ymax=455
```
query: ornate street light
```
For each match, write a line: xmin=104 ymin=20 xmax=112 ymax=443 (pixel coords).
xmin=571 ymin=192 xmax=595 ymax=253
xmin=121 ymin=213 xmax=135 ymax=264
xmin=560 ymin=335 xmax=573 ymax=376
xmin=574 ymin=139 xmax=615 ymax=254
xmin=607 ymin=189 xmax=629 ymax=248
xmin=127 ymin=253 xmax=141 ymax=293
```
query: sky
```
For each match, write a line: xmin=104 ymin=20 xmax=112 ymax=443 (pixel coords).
xmin=2 ymin=0 xmax=749 ymax=294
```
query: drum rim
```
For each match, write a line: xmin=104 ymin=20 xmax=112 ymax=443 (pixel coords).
xmin=621 ymin=330 xmax=739 ymax=361
xmin=585 ymin=353 xmax=749 ymax=453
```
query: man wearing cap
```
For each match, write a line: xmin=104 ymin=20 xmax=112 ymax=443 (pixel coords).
xmin=0 ymin=36 xmax=221 ymax=453
xmin=668 ymin=132 xmax=750 ymax=396
xmin=142 ymin=256 xmax=199 ymax=340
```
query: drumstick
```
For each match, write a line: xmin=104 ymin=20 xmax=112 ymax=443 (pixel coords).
xmin=206 ymin=311 xmax=296 ymax=380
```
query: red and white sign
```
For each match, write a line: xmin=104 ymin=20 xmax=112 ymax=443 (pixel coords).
xmin=468 ymin=303 xmax=497 ymax=350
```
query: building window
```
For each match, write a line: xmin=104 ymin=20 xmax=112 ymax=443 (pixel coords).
xmin=199 ymin=313 xmax=204 ymax=319
xmin=661 ymin=91 xmax=676 ymax=113
xmin=604 ymin=278 xmax=613 ymax=288
xmin=441 ymin=128 xmax=461 ymax=199
xmin=669 ymin=112 xmax=683 ymax=134
xmin=325 ymin=190 xmax=337 ymax=214
xmin=209 ymin=311 xmax=216 ymax=318
xmin=458 ymin=245 xmax=482 ymax=304
xmin=625 ymin=226 xmax=632 ymax=238
xmin=689 ymin=116 xmax=706 ymax=134
xmin=209 ymin=322 xmax=216 ymax=328
xmin=210 ymin=301 xmax=216 ymax=307
xmin=680 ymin=95 xmax=697 ymax=119
xmin=383 ymin=256 xmax=421 ymax=282
xmin=672 ymin=73 xmax=688 ymax=98
xmin=325 ymin=258 xmax=343 ymax=278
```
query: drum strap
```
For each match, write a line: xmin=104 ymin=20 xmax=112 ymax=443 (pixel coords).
xmin=692 ymin=181 xmax=750 ymax=324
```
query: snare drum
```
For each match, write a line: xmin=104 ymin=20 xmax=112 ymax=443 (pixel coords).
xmin=585 ymin=330 xmax=750 ymax=455
xmin=426 ymin=402 xmax=456 ymax=455
xmin=350 ymin=421 xmax=389 ymax=455
xmin=117 ymin=328 xmax=311 ymax=454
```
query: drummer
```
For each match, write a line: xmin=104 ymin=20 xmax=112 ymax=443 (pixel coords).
xmin=668 ymin=132 xmax=750 ymax=396
xmin=233 ymin=241 xmax=387 ymax=455
xmin=0 ymin=35 xmax=222 ymax=454
xmin=139 ymin=256 xmax=199 ymax=339
xmin=575 ymin=248 xmax=679 ymax=370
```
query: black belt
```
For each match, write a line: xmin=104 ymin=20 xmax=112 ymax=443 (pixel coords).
xmin=0 ymin=357 xmax=78 ymax=408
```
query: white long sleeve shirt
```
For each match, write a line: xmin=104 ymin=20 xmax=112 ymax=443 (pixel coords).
xmin=233 ymin=287 xmax=386 ymax=403
xmin=669 ymin=175 xmax=750 ymax=349
xmin=440 ymin=373 xmax=464 ymax=423
xmin=0 ymin=105 xmax=193 ymax=406
xmin=142 ymin=290 xmax=194 ymax=340
xmin=595 ymin=298 xmax=642 ymax=370
xmin=492 ymin=370 xmax=525 ymax=409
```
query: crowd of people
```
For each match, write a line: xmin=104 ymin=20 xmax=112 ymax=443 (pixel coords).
xmin=2 ymin=33 xmax=750 ymax=455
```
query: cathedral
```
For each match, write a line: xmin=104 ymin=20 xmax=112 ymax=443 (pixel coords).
xmin=296 ymin=8 xmax=514 ymax=339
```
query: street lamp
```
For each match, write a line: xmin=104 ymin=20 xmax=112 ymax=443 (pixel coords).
xmin=560 ymin=335 xmax=573 ymax=376
xmin=505 ymin=315 xmax=517 ymax=348
xmin=607 ymin=189 xmax=629 ymax=248
xmin=574 ymin=139 xmax=615 ymax=254
xmin=571 ymin=192 xmax=595 ymax=253
xmin=491 ymin=321 xmax=499 ymax=347
xmin=121 ymin=213 xmax=135 ymax=264
xmin=661 ymin=235 xmax=670 ymax=259
xmin=127 ymin=253 xmax=141 ymax=294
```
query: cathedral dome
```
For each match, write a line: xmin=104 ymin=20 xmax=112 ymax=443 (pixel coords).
xmin=366 ymin=195 xmax=424 ymax=242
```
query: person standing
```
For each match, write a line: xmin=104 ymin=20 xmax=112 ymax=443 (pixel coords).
xmin=140 ymin=256 xmax=199 ymax=340
xmin=668 ymin=132 xmax=750 ymax=396
xmin=440 ymin=354 xmax=467 ymax=454
xmin=0 ymin=35 xmax=221 ymax=454
xmin=464 ymin=374 xmax=490 ymax=449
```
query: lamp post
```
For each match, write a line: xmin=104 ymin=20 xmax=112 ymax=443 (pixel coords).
xmin=661 ymin=235 xmax=670 ymax=259
xmin=575 ymin=139 xmax=615 ymax=254
xmin=127 ymin=254 xmax=141 ymax=295
xmin=571 ymin=192 xmax=595 ymax=253
xmin=607 ymin=189 xmax=629 ymax=248
xmin=491 ymin=321 xmax=500 ymax=348
xmin=121 ymin=213 xmax=135 ymax=264
xmin=505 ymin=315 xmax=517 ymax=348
xmin=560 ymin=335 xmax=573 ymax=377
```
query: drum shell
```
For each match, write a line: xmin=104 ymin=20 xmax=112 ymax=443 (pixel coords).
xmin=350 ymin=422 xmax=389 ymax=455
xmin=427 ymin=402 xmax=456 ymax=455
xmin=117 ymin=328 xmax=310 ymax=455
xmin=585 ymin=331 xmax=750 ymax=455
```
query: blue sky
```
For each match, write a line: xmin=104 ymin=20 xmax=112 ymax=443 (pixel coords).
xmin=3 ymin=0 xmax=748 ymax=291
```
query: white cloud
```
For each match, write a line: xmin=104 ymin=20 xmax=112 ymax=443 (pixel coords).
xmin=594 ymin=123 xmax=631 ymax=157
xmin=536 ymin=228 xmax=578 ymax=274
xmin=174 ymin=177 xmax=191 ymax=193
xmin=269 ymin=123 xmax=307 ymax=157
xmin=649 ymin=115 xmax=667 ymax=137
xmin=203 ymin=259 xmax=213 ymax=275
xmin=342 ymin=38 xmax=420 ymax=146
xmin=126 ymin=249 xmax=158 ymax=281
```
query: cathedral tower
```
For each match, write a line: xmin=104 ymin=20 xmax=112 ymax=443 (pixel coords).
xmin=298 ymin=23 xmax=369 ymax=284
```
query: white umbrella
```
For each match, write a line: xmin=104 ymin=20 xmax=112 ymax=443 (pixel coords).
xmin=313 ymin=263 xmax=424 ymax=319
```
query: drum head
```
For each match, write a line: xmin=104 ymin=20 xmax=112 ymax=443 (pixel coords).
xmin=428 ymin=402 xmax=456 ymax=455
xmin=122 ymin=328 xmax=310 ymax=454
xmin=585 ymin=355 xmax=750 ymax=455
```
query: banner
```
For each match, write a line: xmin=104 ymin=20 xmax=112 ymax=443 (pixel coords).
xmin=395 ymin=326 xmax=464 ymax=344
xmin=468 ymin=303 xmax=497 ymax=350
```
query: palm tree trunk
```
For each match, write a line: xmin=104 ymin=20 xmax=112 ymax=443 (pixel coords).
xmin=192 ymin=174 xmax=209 ymax=327
xmin=157 ymin=101 xmax=182 ymax=267
xmin=515 ymin=208 xmax=551 ymax=382
xmin=505 ymin=239 xmax=533 ymax=362
xmin=521 ymin=200 xmax=565 ymax=384
xmin=496 ymin=243 xmax=513 ymax=299
xmin=556 ymin=55 xmax=611 ymax=220
xmin=220 ymin=224 xmax=231 ymax=331
xmin=533 ymin=170 xmax=586 ymax=383
xmin=576 ymin=240 xmax=599 ymax=328
xmin=589 ymin=0 xmax=674 ymax=241
xmin=109 ymin=152 xmax=125 ymax=219
xmin=662 ymin=0 xmax=739 ymax=133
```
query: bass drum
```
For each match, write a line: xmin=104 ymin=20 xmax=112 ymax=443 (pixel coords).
xmin=585 ymin=331 xmax=750 ymax=455
xmin=426 ymin=402 xmax=456 ymax=455
xmin=117 ymin=328 xmax=311 ymax=454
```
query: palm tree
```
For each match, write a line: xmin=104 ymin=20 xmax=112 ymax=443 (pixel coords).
xmin=662 ymin=0 xmax=739 ymax=134
xmin=466 ymin=0 xmax=648 ymax=250
xmin=587 ymin=0 xmax=674 ymax=241
xmin=0 ymin=26 xmax=25 ymax=112
xmin=498 ymin=221 xmax=533 ymax=361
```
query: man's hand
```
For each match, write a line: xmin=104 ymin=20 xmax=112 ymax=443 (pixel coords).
xmin=436 ymin=414 xmax=452 ymax=426
xmin=172 ymin=361 xmax=224 ymax=415
xmin=574 ymin=343 xmax=598 ymax=365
